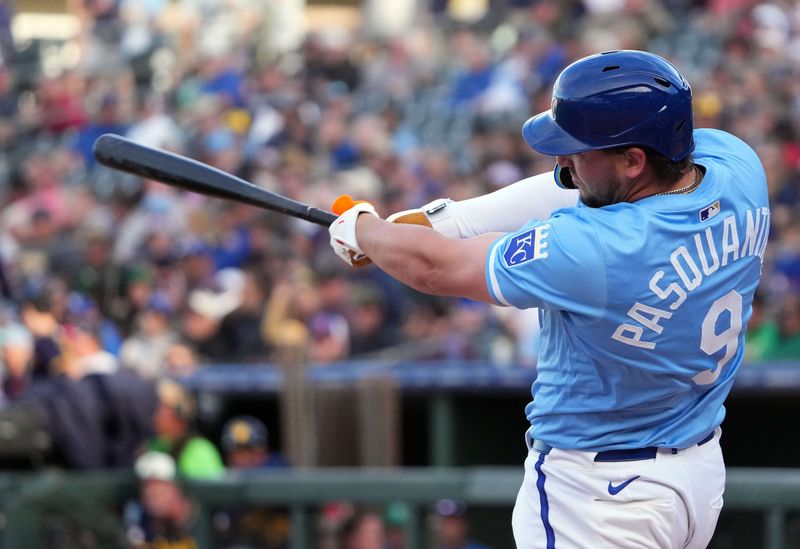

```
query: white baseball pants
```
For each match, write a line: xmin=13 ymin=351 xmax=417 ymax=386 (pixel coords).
xmin=512 ymin=429 xmax=725 ymax=549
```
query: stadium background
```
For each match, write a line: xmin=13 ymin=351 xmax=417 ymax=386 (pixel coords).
xmin=0 ymin=0 xmax=798 ymax=547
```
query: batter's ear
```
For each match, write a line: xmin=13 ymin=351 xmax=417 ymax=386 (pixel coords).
xmin=621 ymin=147 xmax=648 ymax=178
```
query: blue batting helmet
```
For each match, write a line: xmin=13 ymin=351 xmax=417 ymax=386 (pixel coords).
xmin=523 ymin=50 xmax=694 ymax=188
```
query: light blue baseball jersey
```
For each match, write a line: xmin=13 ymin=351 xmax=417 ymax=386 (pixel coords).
xmin=486 ymin=129 xmax=770 ymax=450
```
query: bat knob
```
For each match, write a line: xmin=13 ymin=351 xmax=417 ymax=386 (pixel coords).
xmin=331 ymin=194 xmax=370 ymax=216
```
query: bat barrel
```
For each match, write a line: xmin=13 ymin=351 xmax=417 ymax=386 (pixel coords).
xmin=92 ymin=134 xmax=337 ymax=226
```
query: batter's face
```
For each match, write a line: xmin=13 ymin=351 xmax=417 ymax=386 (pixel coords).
xmin=556 ymin=150 xmax=632 ymax=208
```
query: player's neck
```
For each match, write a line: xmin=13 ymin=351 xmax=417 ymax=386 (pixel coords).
xmin=649 ymin=165 xmax=702 ymax=198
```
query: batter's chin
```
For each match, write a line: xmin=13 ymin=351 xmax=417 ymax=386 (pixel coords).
xmin=579 ymin=191 xmax=612 ymax=209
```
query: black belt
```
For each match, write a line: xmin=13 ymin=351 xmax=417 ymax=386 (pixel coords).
xmin=531 ymin=430 xmax=716 ymax=462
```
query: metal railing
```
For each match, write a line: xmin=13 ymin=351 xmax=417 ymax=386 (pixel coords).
xmin=0 ymin=467 xmax=798 ymax=549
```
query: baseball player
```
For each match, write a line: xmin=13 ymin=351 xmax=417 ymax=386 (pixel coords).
xmin=329 ymin=50 xmax=770 ymax=548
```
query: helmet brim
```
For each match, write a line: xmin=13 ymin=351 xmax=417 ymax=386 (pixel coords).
xmin=522 ymin=110 xmax=597 ymax=157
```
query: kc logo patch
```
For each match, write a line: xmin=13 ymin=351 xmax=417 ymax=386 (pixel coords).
xmin=502 ymin=224 xmax=551 ymax=267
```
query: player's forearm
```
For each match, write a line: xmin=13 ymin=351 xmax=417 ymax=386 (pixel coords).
xmin=356 ymin=214 xmax=496 ymax=301
xmin=356 ymin=215 xmax=454 ymax=294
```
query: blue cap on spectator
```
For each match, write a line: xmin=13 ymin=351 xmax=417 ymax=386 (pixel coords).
xmin=309 ymin=313 xmax=334 ymax=338
xmin=141 ymin=192 xmax=173 ymax=215
xmin=64 ymin=292 xmax=101 ymax=334
xmin=181 ymin=238 xmax=214 ymax=258
xmin=434 ymin=499 xmax=468 ymax=517
xmin=331 ymin=141 xmax=359 ymax=170
xmin=66 ymin=292 xmax=96 ymax=317
xmin=100 ymin=90 xmax=119 ymax=109
xmin=204 ymin=129 xmax=235 ymax=153
xmin=21 ymin=277 xmax=52 ymax=312
xmin=146 ymin=291 xmax=173 ymax=316
xmin=221 ymin=415 xmax=268 ymax=450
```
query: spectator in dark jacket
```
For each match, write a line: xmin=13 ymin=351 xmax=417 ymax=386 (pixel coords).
xmin=20 ymin=308 xmax=156 ymax=469
xmin=19 ymin=284 xmax=60 ymax=380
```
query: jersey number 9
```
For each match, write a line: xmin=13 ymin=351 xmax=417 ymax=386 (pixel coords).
xmin=693 ymin=290 xmax=744 ymax=385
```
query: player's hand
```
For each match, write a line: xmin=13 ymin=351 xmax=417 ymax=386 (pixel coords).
xmin=330 ymin=195 xmax=450 ymax=267
xmin=329 ymin=195 xmax=379 ymax=267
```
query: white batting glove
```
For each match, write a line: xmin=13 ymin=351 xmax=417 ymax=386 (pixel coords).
xmin=329 ymin=202 xmax=379 ymax=267
xmin=386 ymin=198 xmax=458 ymax=237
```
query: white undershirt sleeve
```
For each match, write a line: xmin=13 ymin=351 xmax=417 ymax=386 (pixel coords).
xmin=428 ymin=172 xmax=580 ymax=238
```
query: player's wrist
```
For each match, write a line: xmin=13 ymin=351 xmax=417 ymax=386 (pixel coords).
xmin=355 ymin=208 xmax=380 ymax=227
xmin=421 ymin=198 xmax=459 ymax=237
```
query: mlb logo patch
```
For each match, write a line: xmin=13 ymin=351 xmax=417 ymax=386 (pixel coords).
xmin=502 ymin=224 xmax=551 ymax=267
xmin=700 ymin=201 xmax=720 ymax=221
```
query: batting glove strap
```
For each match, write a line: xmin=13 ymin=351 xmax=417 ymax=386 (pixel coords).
xmin=386 ymin=198 xmax=457 ymax=236
xmin=329 ymin=202 xmax=379 ymax=267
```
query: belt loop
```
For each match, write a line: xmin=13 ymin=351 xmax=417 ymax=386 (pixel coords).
xmin=532 ymin=439 xmax=553 ymax=455
xmin=697 ymin=430 xmax=715 ymax=446
xmin=669 ymin=430 xmax=715 ymax=455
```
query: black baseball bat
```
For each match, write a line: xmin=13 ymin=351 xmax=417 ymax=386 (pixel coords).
xmin=92 ymin=134 xmax=338 ymax=226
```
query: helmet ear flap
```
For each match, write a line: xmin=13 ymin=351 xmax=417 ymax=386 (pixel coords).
xmin=554 ymin=163 xmax=576 ymax=189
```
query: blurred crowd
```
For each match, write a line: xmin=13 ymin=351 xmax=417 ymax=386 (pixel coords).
xmin=0 ymin=0 xmax=798 ymax=405
xmin=0 ymin=0 xmax=796 ymax=546
xmin=0 ymin=0 xmax=796 ymax=436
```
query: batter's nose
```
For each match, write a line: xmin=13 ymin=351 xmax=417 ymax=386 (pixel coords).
xmin=556 ymin=155 xmax=573 ymax=168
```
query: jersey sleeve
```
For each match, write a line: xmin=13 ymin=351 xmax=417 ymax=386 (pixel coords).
xmin=485 ymin=213 xmax=608 ymax=315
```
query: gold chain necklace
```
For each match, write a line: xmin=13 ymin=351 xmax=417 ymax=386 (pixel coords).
xmin=653 ymin=166 xmax=702 ymax=197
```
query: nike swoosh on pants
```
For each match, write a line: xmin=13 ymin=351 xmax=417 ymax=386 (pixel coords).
xmin=608 ymin=475 xmax=640 ymax=495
